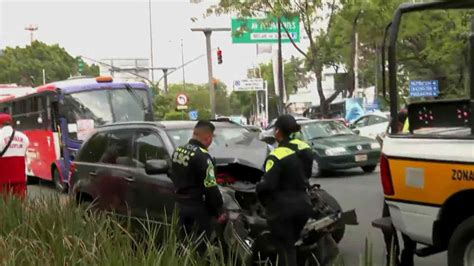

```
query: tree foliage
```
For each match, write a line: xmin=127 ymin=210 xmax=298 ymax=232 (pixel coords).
xmin=209 ymin=0 xmax=342 ymax=117
xmin=330 ymin=0 xmax=471 ymax=102
xmin=0 ymin=41 xmax=99 ymax=86
xmin=154 ymin=82 xmax=231 ymax=120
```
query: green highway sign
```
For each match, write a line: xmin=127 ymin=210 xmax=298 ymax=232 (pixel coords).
xmin=231 ymin=16 xmax=300 ymax=44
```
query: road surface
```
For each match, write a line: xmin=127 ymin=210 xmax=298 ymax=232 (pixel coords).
xmin=313 ymin=169 xmax=446 ymax=266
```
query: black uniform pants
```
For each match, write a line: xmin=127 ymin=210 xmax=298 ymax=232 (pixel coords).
xmin=178 ymin=203 xmax=213 ymax=255
xmin=268 ymin=214 xmax=309 ymax=266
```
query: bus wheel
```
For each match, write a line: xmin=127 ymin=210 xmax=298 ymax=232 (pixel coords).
xmin=448 ymin=216 xmax=474 ymax=266
xmin=52 ymin=168 xmax=68 ymax=193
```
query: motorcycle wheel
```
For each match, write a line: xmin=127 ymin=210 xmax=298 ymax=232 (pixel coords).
xmin=315 ymin=189 xmax=346 ymax=244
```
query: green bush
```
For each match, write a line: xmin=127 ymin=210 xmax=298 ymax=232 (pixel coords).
xmin=164 ymin=111 xmax=188 ymax=121
xmin=0 ymin=196 xmax=243 ymax=265
xmin=0 ymin=195 xmax=394 ymax=266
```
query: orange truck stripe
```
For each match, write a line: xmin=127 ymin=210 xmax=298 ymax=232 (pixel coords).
xmin=386 ymin=158 xmax=474 ymax=206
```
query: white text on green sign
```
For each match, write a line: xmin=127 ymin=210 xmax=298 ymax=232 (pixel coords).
xmin=231 ymin=17 xmax=300 ymax=44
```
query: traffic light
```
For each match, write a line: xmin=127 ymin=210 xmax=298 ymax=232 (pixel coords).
xmin=217 ymin=48 xmax=223 ymax=64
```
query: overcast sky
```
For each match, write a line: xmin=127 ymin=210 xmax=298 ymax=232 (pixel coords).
xmin=0 ymin=0 xmax=309 ymax=88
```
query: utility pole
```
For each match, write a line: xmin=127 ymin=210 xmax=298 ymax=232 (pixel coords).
xmin=150 ymin=67 xmax=176 ymax=93
xmin=277 ymin=18 xmax=285 ymax=114
xmin=181 ymin=39 xmax=186 ymax=91
xmin=191 ymin=27 xmax=230 ymax=119
xmin=148 ymin=0 xmax=155 ymax=83
xmin=25 ymin=25 xmax=38 ymax=44
xmin=354 ymin=32 xmax=359 ymax=97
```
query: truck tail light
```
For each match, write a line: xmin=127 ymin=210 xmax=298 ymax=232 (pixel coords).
xmin=380 ymin=154 xmax=394 ymax=196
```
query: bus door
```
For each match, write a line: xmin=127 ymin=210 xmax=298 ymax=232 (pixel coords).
xmin=12 ymin=93 xmax=60 ymax=180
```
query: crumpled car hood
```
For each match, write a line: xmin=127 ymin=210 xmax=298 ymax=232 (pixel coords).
xmin=208 ymin=137 xmax=269 ymax=170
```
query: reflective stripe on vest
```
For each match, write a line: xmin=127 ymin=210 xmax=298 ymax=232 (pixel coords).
xmin=289 ymin=139 xmax=310 ymax=151
xmin=270 ymin=147 xmax=295 ymax=160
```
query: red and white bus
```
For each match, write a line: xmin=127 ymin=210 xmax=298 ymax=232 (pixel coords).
xmin=0 ymin=76 xmax=154 ymax=192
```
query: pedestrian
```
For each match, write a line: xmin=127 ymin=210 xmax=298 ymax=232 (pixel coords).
xmin=170 ymin=120 xmax=226 ymax=255
xmin=0 ymin=113 xmax=29 ymax=198
xmin=257 ymin=115 xmax=313 ymax=266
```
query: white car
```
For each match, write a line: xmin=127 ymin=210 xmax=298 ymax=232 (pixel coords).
xmin=350 ymin=112 xmax=390 ymax=139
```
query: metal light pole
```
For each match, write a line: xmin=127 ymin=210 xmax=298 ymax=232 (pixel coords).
xmin=148 ymin=0 xmax=155 ymax=83
xmin=181 ymin=39 xmax=186 ymax=91
xmin=151 ymin=67 xmax=176 ymax=93
xmin=191 ymin=27 xmax=230 ymax=119
xmin=277 ymin=18 xmax=285 ymax=114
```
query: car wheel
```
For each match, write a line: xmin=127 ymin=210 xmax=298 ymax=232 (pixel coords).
xmin=448 ymin=216 xmax=474 ymax=266
xmin=53 ymin=168 xmax=68 ymax=193
xmin=312 ymin=160 xmax=321 ymax=177
xmin=361 ymin=165 xmax=377 ymax=173
xmin=312 ymin=160 xmax=331 ymax=177
xmin=316 ymin=189 xmax=345 ymax=243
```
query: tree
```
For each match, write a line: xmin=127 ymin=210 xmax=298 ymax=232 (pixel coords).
xmin=330 ymin=0 xmax=471 ymax=101
xmin=209 ymin=0 xmax=342 ymax=117
xmin=155 ymin=82 xmax=232 ymax=120
xmin=246 ymin=57 xmax=312 ymax=120
xmin=0 ymin=41 xmax=99 ymax=86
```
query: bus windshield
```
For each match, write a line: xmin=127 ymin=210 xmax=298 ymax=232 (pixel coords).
xmin=63 ymin=88 xmax=150 ymax=140
xmin=395 ymin=8 xmax=473 ymax=136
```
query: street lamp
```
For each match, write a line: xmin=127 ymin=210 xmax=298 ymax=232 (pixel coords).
xmin=148 ymin=0 xmax=155 ymax=83
xmin=191 ymin=27 xmax=230 ymax=119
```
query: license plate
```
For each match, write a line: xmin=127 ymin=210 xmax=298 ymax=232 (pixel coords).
xmin=355 ymin=154 xmax=368 ymax=162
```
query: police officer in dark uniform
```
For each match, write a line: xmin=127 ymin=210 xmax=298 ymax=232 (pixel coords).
xmin=285 ymin=117 xmax=313 ymax=179
xmin=257 ymin=115 xmax=313 ymax=266
xmin=170 ymin=120 xmax=225 ymax=253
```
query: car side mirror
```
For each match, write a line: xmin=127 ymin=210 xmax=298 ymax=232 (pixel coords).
xmin=145 ymin=159 xmax=169 ymax=175
xmin=352 ymin=129 xmax=360 ymax=135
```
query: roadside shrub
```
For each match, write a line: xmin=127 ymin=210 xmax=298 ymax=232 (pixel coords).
xmin=164 ymin=111 xmax=188 ymax=120
xmin=0 ymin=195 xmax=241 ymax=265
xmin=0 ymin=195 xmax=395 ymax=266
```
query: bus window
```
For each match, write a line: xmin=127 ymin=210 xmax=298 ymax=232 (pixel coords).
xmin=62 ymin=90 xmax=113 ymax=140
xmin=110 ymin=89 xmax=146 ymax=122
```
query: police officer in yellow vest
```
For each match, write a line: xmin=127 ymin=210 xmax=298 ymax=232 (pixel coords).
xmin=257 ymin=115 xmax=313 ymax=266
xmin=287 ymin=124 xmax=313 ymax=179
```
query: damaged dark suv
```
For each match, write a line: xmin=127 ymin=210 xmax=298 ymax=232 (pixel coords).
xmin=70 ymin=121 xmax=355 ymax=263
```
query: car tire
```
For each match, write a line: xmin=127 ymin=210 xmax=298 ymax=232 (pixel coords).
xmin=448 ymin=216 xmax=474 ymax=266
xmin=53 ymin=168 xmax=68 ymax=193
xmin=316 ymin=189 xmax=345 ymax=243
xmin=361 ymin=165 xmax=377 ymax=173
xmin=312 ymin=160 xmax=321 ymax=177
xmin=312 ymin=160 xmax=331 ymax=178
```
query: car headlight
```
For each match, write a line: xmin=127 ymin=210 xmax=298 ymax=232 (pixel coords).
xmin=325 ymin=147 xmax=347 ymax=156
xmin=370 ymin=142 xmax=381 ymax=149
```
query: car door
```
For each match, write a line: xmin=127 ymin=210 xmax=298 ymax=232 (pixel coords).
xmin=368 ymin=115 xmax=389 ymax=137
xmin=94 ymin=129 xmax=137 ymax=215
xmin=73 ymin=131 xmax=108 ymax=205
xmin=129 ymin=128 xmax=176 ymax=221
xmin=352 ymin=116 xmax=370 ymax=137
